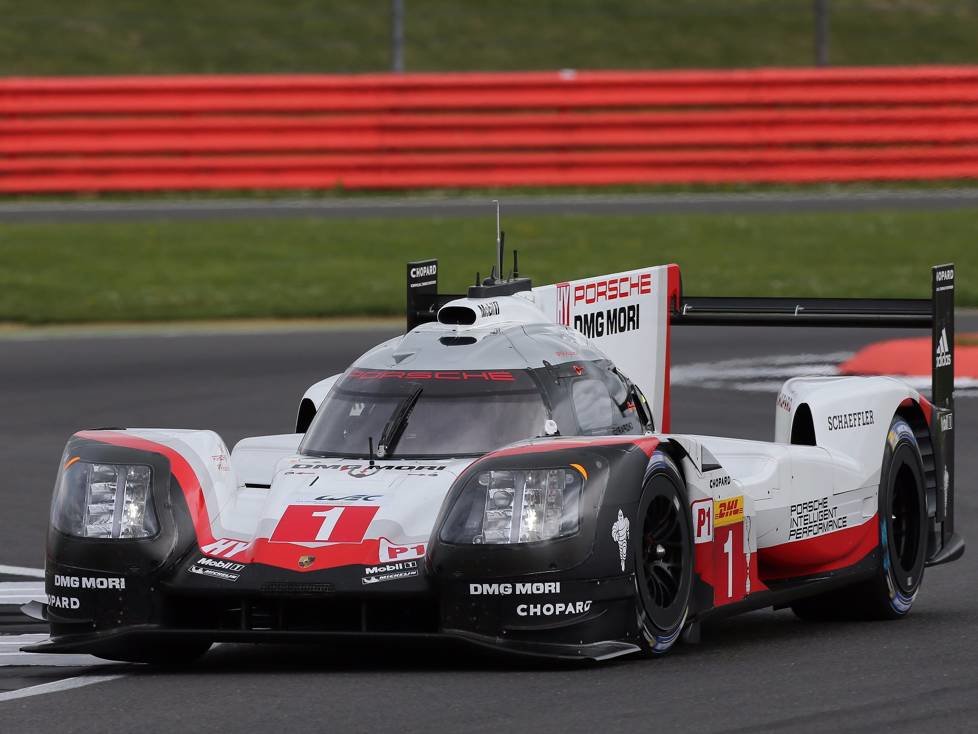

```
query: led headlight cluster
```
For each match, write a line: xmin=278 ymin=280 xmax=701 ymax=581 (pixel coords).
xmin=52 ymin=459 xmax=158 ymax=539
xmin=441 ymin=467 xmax=584 ymax=545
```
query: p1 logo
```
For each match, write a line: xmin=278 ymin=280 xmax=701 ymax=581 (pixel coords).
xmin=379 ymin=538 xmax=426 ymax=562
xmin=691 ymin=499 xmax=714 ymax=544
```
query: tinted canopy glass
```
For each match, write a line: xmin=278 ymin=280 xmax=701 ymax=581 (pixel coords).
xmin=299 ymin=362 xmax=648 ymax=459
xmin=300 ymin=369 xmax=549 ymax=459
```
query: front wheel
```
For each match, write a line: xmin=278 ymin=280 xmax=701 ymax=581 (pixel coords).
xmin=634 ymin=453 xmax=693 ymax=655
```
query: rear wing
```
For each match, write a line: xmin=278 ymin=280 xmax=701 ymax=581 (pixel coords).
xmin=672 ymin=264 xmax=958 ymax=566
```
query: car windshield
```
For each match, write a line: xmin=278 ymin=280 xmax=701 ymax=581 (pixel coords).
xmin=300 ymin=369 xmax=550 ymax=458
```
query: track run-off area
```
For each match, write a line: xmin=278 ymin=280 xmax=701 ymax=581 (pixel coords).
xmin=1 ymin=319 xmax=976 ymax=732
xmin=4 ymin=188 xmax=978 ymax=223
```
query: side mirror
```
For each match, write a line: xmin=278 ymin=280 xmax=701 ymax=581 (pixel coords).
xmin=630 ymin=386 xmax=654 ymax=432
xmin=295 ymin=398 xmax=317 ymax=433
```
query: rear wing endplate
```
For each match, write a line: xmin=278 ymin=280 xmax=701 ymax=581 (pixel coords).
xmin=406 ymin=259 xmax=461 ymax=331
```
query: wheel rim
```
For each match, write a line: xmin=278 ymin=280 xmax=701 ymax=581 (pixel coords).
xmin=642 ymin=493 xmax=687 ymax=626
xmin=890 ymin=462 xmax=922 ymax=579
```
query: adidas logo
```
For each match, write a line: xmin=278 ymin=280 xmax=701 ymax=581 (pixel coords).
xmin=936 ymin=328 xmax=952 ymax=368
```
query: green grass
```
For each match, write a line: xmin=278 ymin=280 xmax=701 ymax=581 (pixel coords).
xmin=0 ymin=209 xmax=974 ymax=324
xmin=2 ymin=0 xmax=978 ymax=76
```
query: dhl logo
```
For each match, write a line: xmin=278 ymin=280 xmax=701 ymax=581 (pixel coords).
xmin=714 ymin=496 xmax=744 ymax=527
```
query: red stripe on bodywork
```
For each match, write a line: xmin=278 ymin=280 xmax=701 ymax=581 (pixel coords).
xmin=74 ymin=431 xmax=392 ymax=572
xmin=919 ymin=397 xmax=934 ymax=426
xmin=693 ymin=524 xmax=769 ymax=608
xmin=250 ymin=538 xmax=383 ymax=572
xmin=899 ymin=396 xmax=933 ymax=426
xmin=758 ymin=514 xmax=879 ymax=581
xmin=487 ymin=436 xmax=660 ymax=460
xmin=662 ymin=263 xmax=681 ymax=433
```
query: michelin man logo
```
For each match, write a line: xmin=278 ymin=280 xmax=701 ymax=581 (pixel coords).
xmin=611 ymin=508 xmax=630 ymax=572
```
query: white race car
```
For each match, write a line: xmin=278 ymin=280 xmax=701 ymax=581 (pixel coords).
xmin=25 ymin=245 xmax=961 ymax=663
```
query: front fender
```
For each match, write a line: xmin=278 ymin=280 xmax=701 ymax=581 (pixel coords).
xmin=44 ymin=429 xmax=237 ymax=636
xmin=429 ymin=437 xmax=662 ymax=580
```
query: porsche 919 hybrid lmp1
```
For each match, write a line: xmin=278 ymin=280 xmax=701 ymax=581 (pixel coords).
xmin=24 ymin=243 xmax=963 ymax=663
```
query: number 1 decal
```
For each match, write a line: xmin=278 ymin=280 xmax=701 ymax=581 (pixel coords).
xmin=271 ymin=505 xmax=379 ymax=543
xmin=712 ymin=495 xmax=747 ymax=606
xmin=722 ymin=531 xmax=733 ymax=599
xmin=713 ymin=523 xmax=746 ymax=604
xmin=311 ymin=507 xmax=344 ymax=541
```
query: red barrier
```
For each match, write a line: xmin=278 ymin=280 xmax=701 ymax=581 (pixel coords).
xmin=3 ymin=67 xmax=978 ymax=193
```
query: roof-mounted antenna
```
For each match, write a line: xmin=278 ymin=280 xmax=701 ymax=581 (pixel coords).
xmin=492 ymin=199 xmax=504 ymax=283
xmin=499 ymin=231 xmax=506 ymax=278
xmin=466 ymin=201 xmax=532 ymax=298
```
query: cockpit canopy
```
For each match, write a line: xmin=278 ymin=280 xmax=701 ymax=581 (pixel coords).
xmin=300 ymin=361 xmax=651 ymax=459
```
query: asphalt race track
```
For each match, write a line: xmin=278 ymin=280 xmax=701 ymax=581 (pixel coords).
xmin=3 ymin=188 xmax=978 ymax=223
xmin=1 ymin=321 xmax=977 ymax=732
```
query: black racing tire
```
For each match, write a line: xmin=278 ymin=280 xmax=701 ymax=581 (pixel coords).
xmin=791 ymin=415 xmax=928 ymax=621
xmin=634 ymin=452 xmax=693 ymax=655
xmin=97 ymin=640 xmax=212 ymax=666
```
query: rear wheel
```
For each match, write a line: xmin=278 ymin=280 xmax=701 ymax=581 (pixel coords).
xmin=791 ymin=416 xmax=928 ymax=621
xmin=634 ymin=454 xmax=693 ymax=655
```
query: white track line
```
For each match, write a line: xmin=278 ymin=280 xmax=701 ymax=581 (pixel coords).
xmin=671 ymin=353 xmax=848 ymax=391
xmin=0 ymin=565 xmax=45 ymax=579
xmin=0 ymin=582 xmax=45 ymax=605
xmin=0 ymin=674 xmax=125 ymax=703
xmin=0 ymin=634 xmax=47 ymax=645
xmin=0 ymin=652 xmax=116 ymax=667
xmin=0 ymin=635 xmax=118 ymax=668
xmin=0 ymin=569 xmax=126 ymax=703
xmin=672 ymin=353 xmax=978 ymax=397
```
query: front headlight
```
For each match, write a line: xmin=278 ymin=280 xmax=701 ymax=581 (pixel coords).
xmin=51 ymin=459 xmax=159 ymax=539
xmin=440 ymin=467 xmax=584 ymax=545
